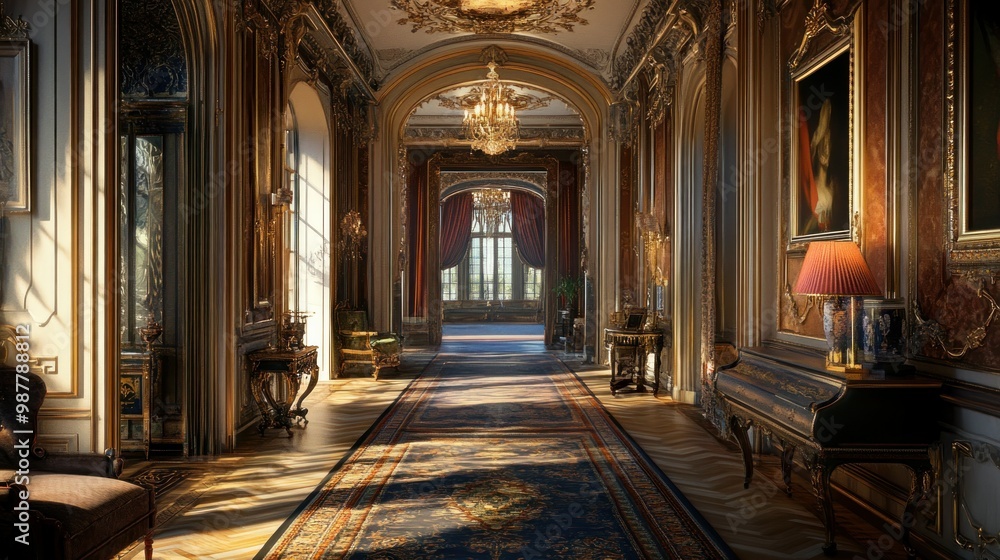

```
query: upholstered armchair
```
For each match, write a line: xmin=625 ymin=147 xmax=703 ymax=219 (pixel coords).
xmin=335 ymin=304 xmax=403 ymax=380
xmin=0 ymin=369 xmax=156 ymax=559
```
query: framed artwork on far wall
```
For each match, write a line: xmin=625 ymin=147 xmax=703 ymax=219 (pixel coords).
xmin=0 ymin=37 xmax=29 ymax=213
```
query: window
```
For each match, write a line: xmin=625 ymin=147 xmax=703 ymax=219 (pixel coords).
xmin=523 ymin=264 xmax=543 ymax=300
xmin=442 ymin=266 xmax=458 ymax=301
xmin=440 ymin=199 xmax=542 ymax=302
xmin=469 ymin=235 xmax=513 ymax=300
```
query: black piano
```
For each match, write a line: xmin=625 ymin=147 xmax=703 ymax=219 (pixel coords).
xmin=714 ymin=345 xmax=941 ymax=556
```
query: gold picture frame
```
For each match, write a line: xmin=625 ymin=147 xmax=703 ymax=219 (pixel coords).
xmin=0 ymin=37 xmax=29 ymax=213
xmin=946 ymin=0 xmax=1000 ymax=275
xmin=786 ymin=0 xmax=863 ymax=246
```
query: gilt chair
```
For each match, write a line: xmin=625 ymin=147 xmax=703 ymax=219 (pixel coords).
xmin=335 ymin=304 xmax=403 ymax=380
xmin=0 ymin=368 xmax=156 ymax=559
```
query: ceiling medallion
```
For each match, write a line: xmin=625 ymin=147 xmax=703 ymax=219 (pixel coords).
xmin=390 ymin=0 xmax=595 ymax=34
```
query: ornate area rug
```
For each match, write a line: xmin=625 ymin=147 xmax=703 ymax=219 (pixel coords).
xmin=257 ymin=353 xmax=734 ymax=559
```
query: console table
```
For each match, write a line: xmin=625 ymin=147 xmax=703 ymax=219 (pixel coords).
xmin=715 ymin=346 xmax=941 ymax=556
xmin=248 ymin=346 xmax=319 ymax=436
xmin=603 ymin=328 xmax=664 ymax=395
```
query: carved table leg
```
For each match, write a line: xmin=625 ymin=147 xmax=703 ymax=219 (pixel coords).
xmin=633 ymin=347 xmax=647 ymax=393
xmin=277 ymin=370 xmax=301 ymax=436
xmin=781 ymin=444 xmax=796 ymax=495
xmin=609 ymin=347 xmax=619 ymax=395
xmin=292 ymin=365 xmax=319 ymax=424
xmin=730 ymin=416 xmax=754 ymax=489
xmin=249 ymin=367 xmax=273 ymax=436
xmin=808 ymin=459 xmax=837 ymax=556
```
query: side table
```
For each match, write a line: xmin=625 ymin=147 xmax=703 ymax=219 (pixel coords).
xmin=248 ymin=346 xmax=319 ymax=436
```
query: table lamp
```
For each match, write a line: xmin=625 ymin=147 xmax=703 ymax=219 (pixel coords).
xmin=793 ymin=241 xmax=882 ymax=374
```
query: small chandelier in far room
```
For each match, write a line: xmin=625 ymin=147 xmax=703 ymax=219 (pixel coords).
xmin=473 ymin=188 xmax=510 ymax=236
xmin=462 ymin=62 xmax=520 ymax=155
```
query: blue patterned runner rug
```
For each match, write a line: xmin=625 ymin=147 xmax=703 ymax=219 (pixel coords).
xmin=257 ymin=352 xmax=735 ymax=559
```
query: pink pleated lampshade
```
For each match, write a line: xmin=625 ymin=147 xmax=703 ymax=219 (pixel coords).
xmin=793 ymin=241 xmax=882 ymax=296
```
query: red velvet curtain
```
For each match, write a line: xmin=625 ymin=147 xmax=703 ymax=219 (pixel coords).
xmin=440 ymin=193 xmax=473 ymax=270
xmin=510 ymin=191 xmax=545 ymax=268
xmin=407 ymin=160 xmax=427 ymax=316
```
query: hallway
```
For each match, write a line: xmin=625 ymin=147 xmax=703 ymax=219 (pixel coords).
xmin=113 ymin=335 xmax=909 ymax=559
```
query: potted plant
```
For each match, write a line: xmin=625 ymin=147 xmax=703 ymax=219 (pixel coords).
xmin=553 ymin=275 xmax=582 ymax=313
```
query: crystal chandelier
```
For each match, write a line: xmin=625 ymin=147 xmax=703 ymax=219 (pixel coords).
xmin=462 ymin=62 xmax=519 ymax=155
xmin=473 ymin=188 xmax=510 ymax=236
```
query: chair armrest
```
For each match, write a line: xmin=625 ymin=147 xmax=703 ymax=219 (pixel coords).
xmin=32 ymin=448 xmax=122 ymax=478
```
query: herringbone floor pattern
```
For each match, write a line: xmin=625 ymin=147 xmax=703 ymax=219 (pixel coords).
xmin=114 ymin=335 xmax=909 ymax=559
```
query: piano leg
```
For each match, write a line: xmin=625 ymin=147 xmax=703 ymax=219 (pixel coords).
xmin=808 ymin=460 xmax=837 ymax=556
xmin=729 ymin=416 xmax=754 ymax=489
xmin=901 ymin=462 xmax=933 ymax=559
xmin=780 ymin=444 xmax=796 ymax=495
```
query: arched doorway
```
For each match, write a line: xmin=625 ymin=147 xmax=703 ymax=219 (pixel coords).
xmin=285 ymin=82 xmax=333 ymax=380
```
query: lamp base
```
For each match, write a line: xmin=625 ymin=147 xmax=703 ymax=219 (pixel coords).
xmin=823 ymin=360 xmax=868 ymax=379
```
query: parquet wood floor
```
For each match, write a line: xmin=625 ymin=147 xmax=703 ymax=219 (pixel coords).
xmin=114 ymin=339 xmax=907 ymax=559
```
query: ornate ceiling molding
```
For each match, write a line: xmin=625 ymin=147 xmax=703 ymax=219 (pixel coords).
xmin=389 ymin=0 xmax=596 ymax=34
xmin=300 ymin=34 xmax=357 ymax=94
xmin=374 ymin=33 xmax=611 ymax=81
xmin=613 ymin=0 xmax=671 ymax=90
xmin=313 ymin=0 xmax=377 ymax=89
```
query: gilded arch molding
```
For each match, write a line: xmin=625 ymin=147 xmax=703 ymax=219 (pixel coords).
xmin=371 ymin=42 xmax=613 ymax=333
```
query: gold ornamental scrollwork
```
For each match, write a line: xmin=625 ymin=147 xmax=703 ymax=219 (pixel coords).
xmin=789 ymin=0 xmax=851 ymax=71
xmin=912 ymin=275 xmax=1000 ymax=359
xmin=783 ymin=283 xmax=820 ymax=325
xmin=951 ymin=441 xmax=1000 ymax=557
xmin=0 ymin=4 xmax=29 ymax=39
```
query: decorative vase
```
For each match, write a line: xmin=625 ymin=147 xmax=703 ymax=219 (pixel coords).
xmin=862 ymin=299 xmax=907 ymax=364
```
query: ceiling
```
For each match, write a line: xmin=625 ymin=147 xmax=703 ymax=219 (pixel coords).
xmin=334 ymin=0 xmax=653 ymax=133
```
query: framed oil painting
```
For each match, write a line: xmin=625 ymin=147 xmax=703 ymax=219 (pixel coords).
xmin=791 ymin=48 xmax=851 ymax=239
xmin=786 ymin=2 xmax=861 ymax=244
xmin=949 ymin=0 xmax=1000 ymax=271
xmin=0 ymin=39 xmax=28 ymax=213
